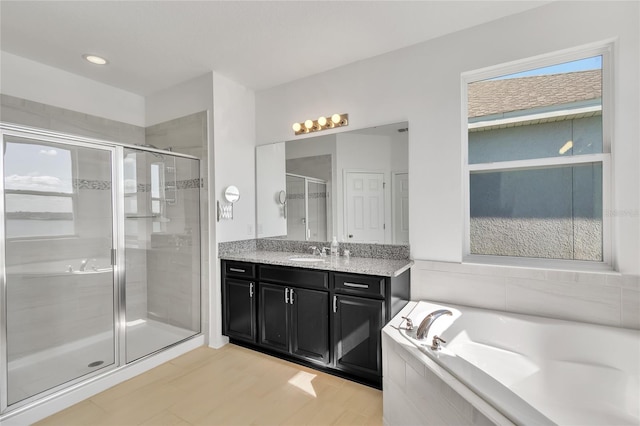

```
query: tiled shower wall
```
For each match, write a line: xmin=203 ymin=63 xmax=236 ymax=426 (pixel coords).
xmin=146 ymin=112 xmax=207 ymax=332
xmin=1 ymin=94 xmax=145 ymax=144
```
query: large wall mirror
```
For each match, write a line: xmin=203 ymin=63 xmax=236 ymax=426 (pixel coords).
xmin=256 ymin=121 xmax=408 ymax=245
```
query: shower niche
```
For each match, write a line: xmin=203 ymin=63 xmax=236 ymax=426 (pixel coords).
xmin=0 ymin=124 xmax=202 ymax=414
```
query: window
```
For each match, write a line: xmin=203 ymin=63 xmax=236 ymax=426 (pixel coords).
xmin=4 ymin=140 xmax=76 ymax=238
xmin=463 ymin=45 xmax=611 ymax=266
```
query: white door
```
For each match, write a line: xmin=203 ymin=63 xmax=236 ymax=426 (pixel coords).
xmin=345 ymin=172 xmax=385 ymax=243
xmin=392 ymin=172 xmax=409 ymax=244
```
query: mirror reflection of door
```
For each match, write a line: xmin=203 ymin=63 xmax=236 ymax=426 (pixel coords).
xmin=392 ymin=172 xmax=409 ymax=244
xmin=345 ymin=171 xmax=385 ymax=243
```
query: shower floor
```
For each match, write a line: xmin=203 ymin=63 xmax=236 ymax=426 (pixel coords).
xmin=8 ymin=319 xmax=196 ymax=406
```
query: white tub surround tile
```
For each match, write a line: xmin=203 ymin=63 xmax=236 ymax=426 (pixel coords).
xmin=622 ymin=289 xmax=640 ymax=329
xmin=411 ymin=259 xmax=640 ymax=330
xmin=505 ymin=277 xmax=622 ymax=326
xmin=411 ymin=268 xmax=507 ymax=311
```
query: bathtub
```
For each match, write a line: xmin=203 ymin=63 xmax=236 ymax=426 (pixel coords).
xmin=383 ymin=301 xmax=640 ymax=426
xmin=5 ymin=258 xmax=113 ymax=277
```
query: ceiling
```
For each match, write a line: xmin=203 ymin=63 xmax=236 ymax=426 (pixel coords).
xmin=0 ymin=1 xmax=551 ymax=96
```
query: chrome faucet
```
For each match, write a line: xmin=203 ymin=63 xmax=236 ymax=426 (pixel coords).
xmin=416 ymin=309 xmax=453 ymax=340
xmin=79 ymin=258 xmax=89 ymax=271
xmin=309 ymin=246 xmax=321 ymax=256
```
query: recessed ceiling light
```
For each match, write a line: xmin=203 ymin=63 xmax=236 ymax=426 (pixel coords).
xmin=82 ymin=54 xmax=108 ymax=65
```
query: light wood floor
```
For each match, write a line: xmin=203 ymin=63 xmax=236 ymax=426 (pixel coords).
xmin=36 ymin=344 xmax=383 ymax=426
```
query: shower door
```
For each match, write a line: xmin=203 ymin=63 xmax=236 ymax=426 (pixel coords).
xmin=1 ymin=131 xmax=117 ymax=409
xmin=286 ymin=174 xmax=327 ymax=241
xmin=123 ymin=148 xmax=201 ymax=363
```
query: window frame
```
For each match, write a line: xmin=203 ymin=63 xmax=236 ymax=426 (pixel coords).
xmin=461 ymin=41 xmax=614 ymax=270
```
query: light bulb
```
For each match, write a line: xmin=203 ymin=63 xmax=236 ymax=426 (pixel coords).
xmin=331 ymin=114 xmax=341 ymax=124
xmin=292 ymin=122 xmax=302 ymax=132
xmin=318 ymin=116 xmax=327 ymax=127
xmin=304 ymin=119 xmax=314 ymax=129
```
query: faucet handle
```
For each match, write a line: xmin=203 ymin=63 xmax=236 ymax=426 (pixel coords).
xmin=321 ymin=247 xmax=330 ymax=256
xmin=431 ymin=335 xmax=446 ymax=351
xmin=401 ymin=316 xmax=414 ymax=330
xmin=309 ymin=246 xmax=317 ymax=253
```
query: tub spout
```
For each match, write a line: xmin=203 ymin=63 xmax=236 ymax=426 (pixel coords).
xmin=79 ymin=258 xmax=95 ymax=272
xmin=416 ymin=309 xmax=452 ymax=340
xmin=79 ymin=259 xmax=88 ymax=271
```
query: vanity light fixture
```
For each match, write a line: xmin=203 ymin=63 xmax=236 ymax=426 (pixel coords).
xmin=292 ymin=113 xmax=348 ymax=135
xmin=83 ymin=54 xmax=109 ymax=65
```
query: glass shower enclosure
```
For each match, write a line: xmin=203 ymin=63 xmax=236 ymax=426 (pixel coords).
xmin=0 ymin=124 xmax=201 ymax=414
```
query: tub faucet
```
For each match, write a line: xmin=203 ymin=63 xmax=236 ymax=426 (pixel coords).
xmin=416 ymin=309 xmax=453 ymax=340
xmin=79 ymin=258 xmax=89 ymax=271
xmin=79 ymin=258 xmax=96 ymax=271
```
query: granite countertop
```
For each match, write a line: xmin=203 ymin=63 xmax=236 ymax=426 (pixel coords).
xmin=220 ymin=250 xmax=413 ymax=277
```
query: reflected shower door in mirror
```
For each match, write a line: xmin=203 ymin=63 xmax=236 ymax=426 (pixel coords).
xmin=3 ymin=135 xmax=117 ymax=407
xmin=123 ymin=148 xmax=201 ymax=363
xmin=286 ymin=174 xmax=328 ymax=241
xmin=256 ymin=122 xmax=409 ymax=244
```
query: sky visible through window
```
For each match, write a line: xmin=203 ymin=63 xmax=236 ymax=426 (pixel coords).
xmin=4 ymin=142 xmax=73 ymax=194
xmin=491 ymin=56 xmax=602 ymax=80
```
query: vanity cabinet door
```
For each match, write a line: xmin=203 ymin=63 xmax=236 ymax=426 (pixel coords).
xmin=290 ymin=287 xmax=330 ymax=365
xmin=333 ymin=295 xmax=384 ymax=380
xmin=259 ymin=283 xmax=289 ymax=353
xmin=223 ymin=278 xmax=256 ymax=343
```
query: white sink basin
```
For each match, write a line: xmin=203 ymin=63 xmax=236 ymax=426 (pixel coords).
xmin=288 ymin=257 xmax=326 ymax=263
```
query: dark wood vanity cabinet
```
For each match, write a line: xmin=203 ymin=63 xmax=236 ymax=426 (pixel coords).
xmin=333 ymin=294 xmax=384 ymax=382
xmin=331 ymin=271 xmax=409 ymax=384
xmin=221 ymin=260 xmax=410 ymax=388
xmin=258 ymin=265 xmax=330 ymax=365
xmin=221 ymin=261 xmax=257 ymax=343
xmin=259 ymin=283 xmax=330 ymax=364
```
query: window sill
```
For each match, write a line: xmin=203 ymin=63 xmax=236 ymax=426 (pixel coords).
xmin=463 ymin=255 xmax=616 ymax=274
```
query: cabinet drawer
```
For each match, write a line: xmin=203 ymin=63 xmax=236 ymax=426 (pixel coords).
xmin=224 ymin=261 xmax=256 ymax=279
xmin=259 ymin=265 xmax=328 ymax=290
xmin=334 ymin=273 xmax=385 ymax=298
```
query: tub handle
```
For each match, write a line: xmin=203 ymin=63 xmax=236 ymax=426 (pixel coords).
xmin=431 ymin=335 xmax=446 ymax=351
xmin=401 ymin=316 xmax=414 ymax=331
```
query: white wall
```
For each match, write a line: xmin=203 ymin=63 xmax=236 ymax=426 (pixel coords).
xmin=1 ymin=52 xmax=145 ymax=126
xmin=211 ymin=71 xmax=256 ymax=346
xmin=256 ymin=142 xmax=286 ymax=238
xmin=213 ymin=72 xmax=256 ymax=242
xmin=255 ymin=1 xmax=640 ymax=328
